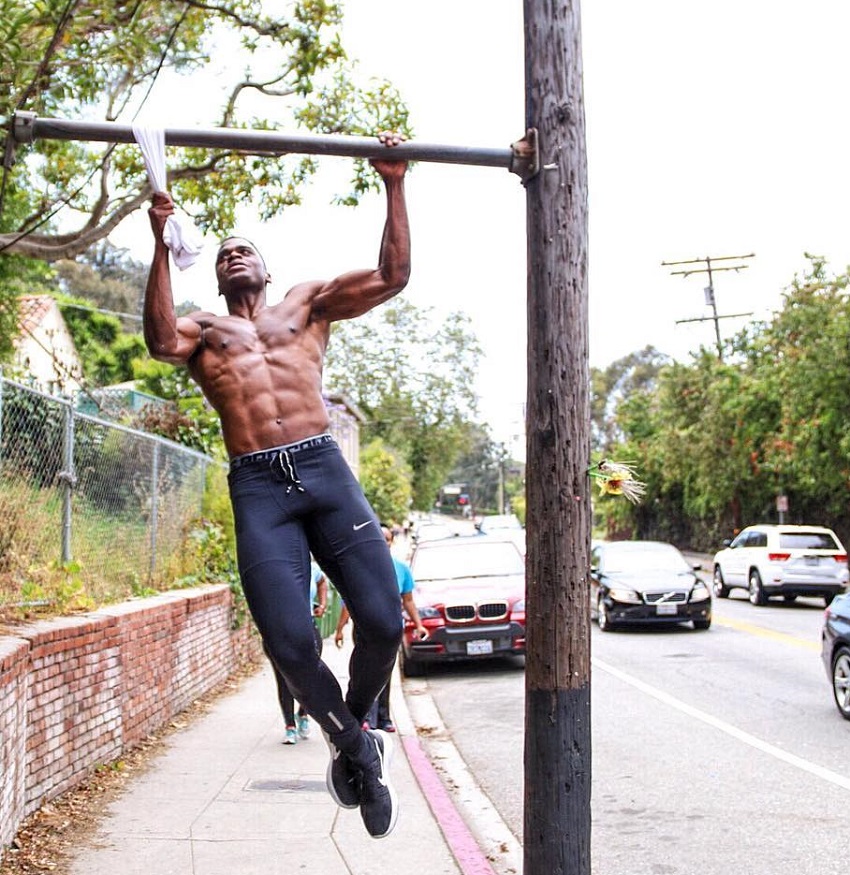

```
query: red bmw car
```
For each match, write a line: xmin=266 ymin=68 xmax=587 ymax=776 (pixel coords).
xmin=399 ymin=535 xmax=526 ymax=677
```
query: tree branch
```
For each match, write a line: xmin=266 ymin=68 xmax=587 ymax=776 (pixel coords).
xmin=16 ymin=0 xmax=86 ymax=109
xmin=180 ymin=0 xmax=294 ymax=38
xmin=222 ymin=73 xmax=296 ymax=125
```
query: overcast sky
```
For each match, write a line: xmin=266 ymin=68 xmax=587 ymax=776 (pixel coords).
xmin=114 ymin=2 xmax=850 ymax=459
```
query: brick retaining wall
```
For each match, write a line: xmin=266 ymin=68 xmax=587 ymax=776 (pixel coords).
xmin=0 ymin=585 xmax=260 ymax=852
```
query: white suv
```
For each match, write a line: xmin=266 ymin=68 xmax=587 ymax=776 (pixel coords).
xmin=712 ymin=524 xmax=849 ymax=606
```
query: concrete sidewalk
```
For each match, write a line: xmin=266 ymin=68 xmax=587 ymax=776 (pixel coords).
xmin=66 ymin=637 xmax=468 ymax=875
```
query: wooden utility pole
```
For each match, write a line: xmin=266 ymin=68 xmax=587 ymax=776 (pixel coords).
xmin=523 ymin=2 xmax=591 ymax=874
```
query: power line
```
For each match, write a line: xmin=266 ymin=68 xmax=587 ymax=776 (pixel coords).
xmin=662 ymin=253 xmax=755 ymax=360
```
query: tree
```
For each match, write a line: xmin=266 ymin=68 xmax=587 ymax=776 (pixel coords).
xmin=0 ymin=0 xmax=411 ymax=263
xmin=594 ymin=256 xmax=850 ymax=549
xmin=359 ymin=438 xmax=412 ymax=525
xmin=56 ymin=240 xmax=149 ymax=319
xmin=590 ymin=345 xmax=669 ymax=454
xmin=324 ymin=299 xmax=483 ymax=509
xmin=446 ymin=423 xmax=524 ymax=515
xmin=58 ymin=294 xmax=147 ymax=386
xmin=133 ymin=357 xmax=224 ymax=457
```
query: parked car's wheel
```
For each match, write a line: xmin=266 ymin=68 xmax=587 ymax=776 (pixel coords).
xmin=693 ymin=618 xmax=712 ymax=631
xmin=831 ymin=646 xmax=850 ymax=720
xmin=748 ymin=569 xmax=767 ymax=606
xmin=712 ymin=566 xmax=730 ymax=598
xmin=824 ymin=593 xmax=836 ymax=607
xmin=597 ymin=596 xmax=615 ymax=632
xmin=783 ymin=594 xmax=797 ymax=603
xmin=399 ymin=647 xmax=425 ymax=678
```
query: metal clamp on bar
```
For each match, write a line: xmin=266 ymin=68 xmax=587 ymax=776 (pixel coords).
xmin=10 ymin=111 xmax=536 ymax=182
xmin=13 ymin=110 xmax=36 ymax=145
xmin=509 ymin=128 xmax=540 ymax=184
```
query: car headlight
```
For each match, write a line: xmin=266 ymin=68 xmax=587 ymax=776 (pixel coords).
xmin=512 ymin=599 xmax=526 ymax=612
xmin=690 ymin=581 xmax=711 ymax=602
xmin=417 ymin=605 xmax=442 ymax=619
xmin=607 ymin=587 xmax=641 ymax=604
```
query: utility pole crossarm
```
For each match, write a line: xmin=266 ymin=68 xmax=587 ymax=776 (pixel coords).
xmin=663 ymin=251 xmax=755 ymax=360
xmin=9 ymin=112 xmax=540 ymax=182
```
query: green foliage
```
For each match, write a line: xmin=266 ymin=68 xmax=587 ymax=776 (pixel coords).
xmin=360 ymin=438 xmax=412 ymax=524
xmin=594 ymin=256 xmax=850 ymax=549
xmin=591 ymin=346 xmax=670 ymax=454
xmin=1 ymin=0 xmax=412 ymax=261
xmin=56 ymin=240 xmax=148 ymax=317
xmin=172 ymin=518 xmax=246 ymax=628
xmin=58 ymin=293 xmax=148 ymax=385
xmin=325 ymin=299 xmax=482 ymax=509
xmin=446 ymin=423 xmax=524 ymax=515
xmin=19 ymin=561 xmax=96 ymax=614
xmin=132 ymin=358 xmax=225 ymax=457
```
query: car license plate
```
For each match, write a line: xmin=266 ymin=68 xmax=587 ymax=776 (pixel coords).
xmin=466 ymin=639 xmax=493 ymax=655
xmin=656 ymin=603 xmax=677 ymax=616
xmin=805 ymin=557 xmax=821 ymax=566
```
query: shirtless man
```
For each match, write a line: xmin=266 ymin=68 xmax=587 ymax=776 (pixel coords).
xmin=144 ymin=134 xmax=409 ymax=839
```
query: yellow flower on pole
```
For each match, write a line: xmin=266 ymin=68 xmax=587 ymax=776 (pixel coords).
xmin=589 ymin=460 xmax=646 ymax=504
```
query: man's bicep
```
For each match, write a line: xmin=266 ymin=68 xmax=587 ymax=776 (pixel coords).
xmin=157 ymin=316 xmax=203 ymax=363
xmin=309 ymin=269 xmax=396 ymax=322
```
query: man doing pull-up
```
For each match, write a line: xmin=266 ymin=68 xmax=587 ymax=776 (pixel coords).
xmin=143 ymin=133 xmax=409 ymax=839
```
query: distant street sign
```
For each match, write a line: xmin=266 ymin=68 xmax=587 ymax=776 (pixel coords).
xmin=776 ymin=494 xmax=789 ymax=513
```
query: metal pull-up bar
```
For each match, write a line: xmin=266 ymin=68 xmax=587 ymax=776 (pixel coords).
xmin=9 ymin=111 xmax=539 ymax=183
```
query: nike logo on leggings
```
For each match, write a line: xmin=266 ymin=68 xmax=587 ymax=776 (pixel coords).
xmin=352 ymin=521 xmax=372 ymax=531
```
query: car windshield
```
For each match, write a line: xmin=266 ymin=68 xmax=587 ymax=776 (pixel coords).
xmin=479 ymin=515 xmax=523 ymax=530
xmin=412 ymin=540 xmax=524 ymax=581
xmin=779 ymin=532 xmax=839 ymax=550
xmin=602 ymin=543 xmax=691 ymax=574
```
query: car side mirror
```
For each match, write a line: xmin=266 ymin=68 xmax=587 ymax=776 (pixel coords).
xmin=722 ymin=539 xmax=732 ymax=548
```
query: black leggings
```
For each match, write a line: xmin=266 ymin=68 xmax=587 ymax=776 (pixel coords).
xmin=228 ymin=435 xmax=401 ymax=754
xmin=266 ymin=622 xmax=323 ymax=725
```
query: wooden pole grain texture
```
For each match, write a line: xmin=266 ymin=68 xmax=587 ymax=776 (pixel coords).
xmin=522 ymin=1 xmax=591 ymax=873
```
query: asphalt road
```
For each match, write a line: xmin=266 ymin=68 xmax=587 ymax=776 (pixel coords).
xmin=407 ymin=572 xmax=850 ymax=875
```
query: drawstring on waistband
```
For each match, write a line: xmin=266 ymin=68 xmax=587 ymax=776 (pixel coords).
xmin=275 ymin=449 xmax=305 ymax=494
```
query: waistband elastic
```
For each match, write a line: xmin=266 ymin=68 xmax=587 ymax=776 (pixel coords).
xmin=229 ymin=433 xmax=334 ymax=470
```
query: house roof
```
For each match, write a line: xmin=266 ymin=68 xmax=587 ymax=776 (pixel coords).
xmin=17 ymin=294 xmax=55 ymax=338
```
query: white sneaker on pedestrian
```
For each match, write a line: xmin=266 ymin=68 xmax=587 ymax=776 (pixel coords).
xmin=297 ymin=715 xmax=311 ymax=740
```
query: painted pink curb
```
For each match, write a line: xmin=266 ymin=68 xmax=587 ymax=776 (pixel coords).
xmin=402 ymin=735 xmax=497 ymax=875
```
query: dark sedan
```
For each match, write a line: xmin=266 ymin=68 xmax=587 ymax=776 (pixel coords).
xmin=590 ymin=540 xmax=712 ymax=632
xmin=400 ymin=535 xmax=526 ymax=676
xmin=821 ymin=592 xmax=850 ymax=720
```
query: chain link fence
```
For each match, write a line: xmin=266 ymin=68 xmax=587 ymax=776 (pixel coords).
xmin=0 ymin=375 xmax=211 ymax=609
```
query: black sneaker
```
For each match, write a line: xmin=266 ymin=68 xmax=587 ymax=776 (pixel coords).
xmin=357 ymin=729 xmax=399 ymax=839
xmin=324 ymin=736 xmax=359 ymax=809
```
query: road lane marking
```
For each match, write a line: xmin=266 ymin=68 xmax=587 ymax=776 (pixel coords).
xmin=593 ymin=656 xmax=850 ymax=792
xmin=712 ymin=615 xmax=821 ymax=651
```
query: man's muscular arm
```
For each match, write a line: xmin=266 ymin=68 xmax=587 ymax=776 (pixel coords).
xmin=144 ymin=192 xmax=203 ymax=364
xmin=309 ymin=139 xmax=411 ymax=323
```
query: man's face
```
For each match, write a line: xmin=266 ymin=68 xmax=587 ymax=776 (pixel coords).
xmin=215 ymin=237 xmax=270 ymax=295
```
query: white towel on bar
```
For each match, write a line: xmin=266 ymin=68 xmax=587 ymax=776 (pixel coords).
xmin=132 ymin=123 xmax=204 ymax=271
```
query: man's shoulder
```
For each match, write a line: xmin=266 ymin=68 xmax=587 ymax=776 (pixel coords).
xmin=281 ymin=279 xmax=327 ymax=300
